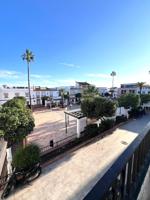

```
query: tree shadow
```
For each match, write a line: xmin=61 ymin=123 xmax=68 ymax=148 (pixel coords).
xmin=27 ymin=117 xmax=77 ymax=148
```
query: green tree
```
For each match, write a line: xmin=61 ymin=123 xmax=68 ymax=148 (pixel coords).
xmin=3 ymin=96 xmax=26 ymax=109
xmin=137 ymin=82 xmax=145 ymax=95
xmin=22 ymin=49 xmax=34 ymax=108
xmin=64 ymin=91 xmax=70 ymax=105
xmin=110 ymin=71 xmax=116 ymax=88
xmin=0 ymin=97 xmax=35 ymax=173
xmin=118 ymin=93 xmax=140 ymax=109
xmin=82 ymin=85 xmax=99 ymax=98
xmin=59 ymin=88 xmax=69 ymax=107
xmin=75 ymin=93 xmax=82 ymax=102
xmin=81 ymin=96 xmax=116 ymax=119
xmin=140 ymin=94 xmax=150 ymax=104
xmin=0 ymin=97 xmax=35 ymax=146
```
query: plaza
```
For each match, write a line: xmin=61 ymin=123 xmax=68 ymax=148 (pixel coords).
xmin=27 ymin=108 xmax=77 ymax=149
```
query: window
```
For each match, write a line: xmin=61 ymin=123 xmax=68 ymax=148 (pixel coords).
xmin=15 ymin=93 xmax=20 ymax=97
xmin=4 ymin=93 xmax=9 ymax=98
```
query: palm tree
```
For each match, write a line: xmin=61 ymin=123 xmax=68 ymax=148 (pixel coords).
xmin=137 ymin=82 xmax=145 ymax=95
xmin=64 ymin=91 xmax=70 ymax=105
xmin=22 ymin=49 xmax=34 ymax=108
xmin=110 ymin=71 xmax=116 ymax=88
xmin=110 ymin=71 xmax=116 ymax=98
xmin=59 ymin=88 xmax=65 ymax=107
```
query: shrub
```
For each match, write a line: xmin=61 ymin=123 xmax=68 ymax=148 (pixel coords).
xmin=140 ymin=94 xmax=150 ymax=104
xmin=13 ymin=144 xmax=40 ymax=171
xmin=84 ymin=124 xmax=99 ymax=137
xmin=118 ymin=93 xmax=140 ymax=109
xmin=128 ymin=107 xmax=145 ymax=118
xmin=99 ymin=119 xmax=115 ymax=132
xmin=115 ymin=115 xmax=127 ymax=124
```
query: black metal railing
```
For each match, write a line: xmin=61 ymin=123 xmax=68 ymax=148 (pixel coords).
xmin=84 ymin=124 xmax=150 ymax=200
xmin=40 ymin=133 xmax=77 ymax=155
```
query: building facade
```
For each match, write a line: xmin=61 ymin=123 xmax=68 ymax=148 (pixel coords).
xmin=0 ymin=85 xmax=60 ymax=106
xmin=120 ymin=83 xmax=150 ymax=95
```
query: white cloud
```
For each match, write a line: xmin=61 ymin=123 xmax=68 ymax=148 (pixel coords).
xmin=59 ymin=62 xmax=80 ymax=68
xmin=30 ymin=74 xmax=52 ymax=79
xmin=0 ymin=70 xmax=52 ymax=80
xmin=0 ymin=70 xmax=20 ymax=79
xmin=0 ymin=69 xmax=76 ymax=87
xmin=86 ymin=73 xmax=110 ymax=78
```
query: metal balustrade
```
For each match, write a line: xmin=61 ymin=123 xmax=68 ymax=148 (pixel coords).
xmin=84 ymin=126 xmax=150 ymax=200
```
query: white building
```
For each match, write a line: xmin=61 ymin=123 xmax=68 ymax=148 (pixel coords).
xmin=0 ymin=85 xmax=37 ymax=105
xmin=0 ymin=85 xmax=60 ymax=106
xmin=97 ymin=87 xmax=109 ymax=96
xmin=119 ymin=83 xmax=150 ymax=95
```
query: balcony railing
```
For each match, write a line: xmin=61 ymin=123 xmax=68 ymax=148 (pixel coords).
xmin=84 ymin=124 xmax=150 ymax=200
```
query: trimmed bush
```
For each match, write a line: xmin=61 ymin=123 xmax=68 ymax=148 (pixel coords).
xmin=128 ymin=107 xmax=145 ymax=118
xmin=84 ymin=124 xmax=99 ymax=137
xmin=99 ymin=119 xmax=115 ymax=132
xmin=118 ymin=93 xmax=140 ymax=109
xmin=13 ymin=144 xmax=40 ymax=171
xmin=115 ymin=115 xmax=127 ymax=124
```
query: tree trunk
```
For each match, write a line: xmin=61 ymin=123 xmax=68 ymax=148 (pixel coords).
xmin=23 ymin=137 xmax=27 ymax=148
xmin=27 ymin=61 xmax=32 ymax=109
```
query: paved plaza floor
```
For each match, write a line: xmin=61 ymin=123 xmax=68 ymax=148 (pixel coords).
xmin=27 ymin=108 xmax=77 ymax=148
xmin=7 ymin=115 xmax=150 ymax=200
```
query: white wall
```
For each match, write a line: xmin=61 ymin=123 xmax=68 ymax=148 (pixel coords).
xmin=0 ymin=87 xmax=37 ymax=105
xmin=116 ymin=107 xmax=129 ymax=118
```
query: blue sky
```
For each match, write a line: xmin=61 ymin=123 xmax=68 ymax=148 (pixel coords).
xmin=1 ymin=0 xmax=150 ymax=87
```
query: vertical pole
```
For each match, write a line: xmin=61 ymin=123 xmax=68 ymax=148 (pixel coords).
xmin=65 ymin=113 xmax=67 ymax=134
xmin=77 ymin=119 xmax=81 ymax=138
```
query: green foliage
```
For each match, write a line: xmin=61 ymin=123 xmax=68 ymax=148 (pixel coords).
xmin=81 ymin=98 xmax=96 ymax=118
xmin=81 ymin=96 xmax=116 ymax=119
xmin=84 ymin=119 xmax=115 ymax=137
xmin=84 ymin=124 xmax=99 ymax=136
xmin=3 ymin=97 xmax=26 ymax=109
xmin=137 ymin=82 xmax=145 ymax=94
xmin=115 ymin=115 xmax=127 ymax=124
xmin=82 ymin=85 xmax=99 ymax=98
xmin=22 ymin=49 xmax=34 ymax=63
xmin=13 ymin=144 xmax=40 ymax=170
xmin=99 ymin=119 xmax=115 ymax=132
xmin=75 ymin=93 xmax=81 ymax=98
xmin=0 ymin=97 xmax=35 ymax=145
xmin=140 ymin=94 xmax=150 ymax=104
xmin=118 ymin=93 xmax=140 ymax=109
xmin=128 ymin=107 xmax=144 ymax=118
xmin=64 ymin=92 xmax=70 ymax=100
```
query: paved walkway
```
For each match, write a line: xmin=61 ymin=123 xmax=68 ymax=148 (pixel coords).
xmin=7 ymin=115 xmax=150 ymax=200
xmin=27 ymin=108 xmax=77 ymax=148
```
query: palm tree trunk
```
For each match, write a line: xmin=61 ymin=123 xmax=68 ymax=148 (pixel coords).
xmin=112 ymin=75 xmax=114 ymax=88
xmin=27 ymin=61 xmax=32 ymax=108
xmin=140 ymin=87 xmax=142 ymax=95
